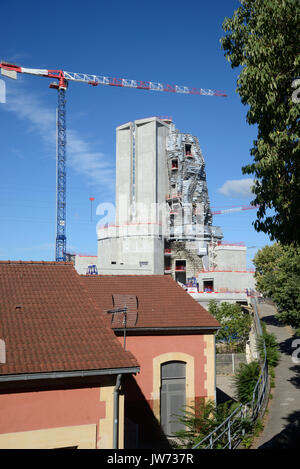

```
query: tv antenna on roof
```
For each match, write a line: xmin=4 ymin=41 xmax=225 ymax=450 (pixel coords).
xmin=105 ymin=294 xmax=138 ymax=350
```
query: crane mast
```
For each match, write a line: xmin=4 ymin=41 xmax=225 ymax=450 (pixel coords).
xmin=0 ymin=61 xmax=227 ymax=261
xmin=55 ymin=86 xmax=67 ymax=262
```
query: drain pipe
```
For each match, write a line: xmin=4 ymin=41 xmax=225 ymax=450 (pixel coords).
xmin=214 ymin=329 xmax=220 ymax=403
xmin=113 ymin=374 xmax=122 ymax=449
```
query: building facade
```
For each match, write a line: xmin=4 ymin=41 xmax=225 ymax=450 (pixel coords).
xmin=97 ymin=117 xmax=223 ymax=277
xmin=0 ymin=262 xmax=219 ymax=449
xmin=81 ymin=274 xmax=220 ymax=448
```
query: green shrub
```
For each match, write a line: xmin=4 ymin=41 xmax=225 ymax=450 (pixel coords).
xmin=173 ymin=399 xmax=239 ymax=448
xmin=232 ymin=361 xmax=261 ymax=404
xmin=253 ymin=418 xmax=264 ymax=437
xmin=257 ymin=331 xmax=280 ymax=367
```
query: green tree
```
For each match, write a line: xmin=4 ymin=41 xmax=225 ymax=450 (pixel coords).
xmin=253 ymin=243 xmax=300 ymax=329
xmin=221 ymin=0 xmax=300 ymax=245
xmin=253 ymin=243 xmax=284 ymax=296
xmin=208 ymin=300 xmax=252 ymax=350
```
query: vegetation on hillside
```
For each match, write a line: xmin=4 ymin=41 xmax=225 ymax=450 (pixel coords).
xmin=221 ymin=0 xmax=300 ymax=245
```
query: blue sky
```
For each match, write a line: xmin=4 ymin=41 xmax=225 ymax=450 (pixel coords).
xmin=0 ymin=0 xmax=272 ymax=268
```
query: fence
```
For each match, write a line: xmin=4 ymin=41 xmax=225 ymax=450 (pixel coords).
xmin=192 ymin=297 xmax=269 ymax=449
xmin=216 ymin=353 xmax=246 ymax=375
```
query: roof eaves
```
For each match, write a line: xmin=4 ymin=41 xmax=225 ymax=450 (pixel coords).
xmin=0 ymin=366 xmax=140 ymax=383
xmin=113 ymin=326 xmax=220 ymax=333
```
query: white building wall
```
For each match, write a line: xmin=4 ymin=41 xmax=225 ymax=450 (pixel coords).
xmin=197 ymin=271 xmax=256 ymax=292
xmin=213 ymin=245 xmax=247 ymax=271
xmin=98 ymin=117 xmax=168 ymax=275
xmin=74 ymin=256 xmax=99 ymax=275
xmin=116 ymin=122 xmax=132 ymax=226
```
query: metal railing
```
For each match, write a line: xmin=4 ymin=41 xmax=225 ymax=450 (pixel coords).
xmin=192 ymin=297 xmax=269 ymax=449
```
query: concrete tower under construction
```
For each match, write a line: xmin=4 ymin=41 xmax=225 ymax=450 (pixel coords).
xmin=97 ymin=116 xmax=223 ymax=280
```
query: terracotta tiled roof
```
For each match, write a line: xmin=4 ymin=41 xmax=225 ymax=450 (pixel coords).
xmin=0 ymin=262 xmax=139 ymax=377
xmin=80 ymin=275 xmax=220 ymax=330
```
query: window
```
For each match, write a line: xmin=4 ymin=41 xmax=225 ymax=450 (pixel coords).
xmin=171 ymin=159 xmax=178 ymax=170
xmin=185 ymin=144 xmax=192 ymax=156
xmin=160 ymin=361 xmax=186 ymax=436
xmin=111 ymin=261 xmax=116 ymax=264
xmin=139 ymin=261 xmax=148 ymax=267
xmin=203 ymin=279 xmax=214 ymax=292
xmin=175 ymin=260 xmax=186 ymax=271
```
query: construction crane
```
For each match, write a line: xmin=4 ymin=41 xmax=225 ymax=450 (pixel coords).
xmin=0 ymin=61 xmax=227 ymax=261
xmin=212 ymin=205 xmax=258 ymax=215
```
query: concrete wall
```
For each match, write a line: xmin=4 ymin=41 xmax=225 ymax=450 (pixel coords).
xmin=116 ymin=122 xmax=133 ymax=226
xmin=190 ymin=292 xmax=252 ymax=309
xmin=98 ymin=117 xmax=169 ymax=275
xmin=115 ymin=117 xmax=169 ymax=227
xmin=98 ymin=235 xmax=164 ymax=275
xmin=213 ymin=245 xmax=247 ymax=271
xmin=74 ymin=256 xmax=99 ymax=275
xmin=197 ymin=271 xmax=256 ymax=293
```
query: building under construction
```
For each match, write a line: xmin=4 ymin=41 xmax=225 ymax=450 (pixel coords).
xmin=75 ymin=116 xmax=255 ymax=301
xmin=96 ymin=117 xmax=222 ymax=278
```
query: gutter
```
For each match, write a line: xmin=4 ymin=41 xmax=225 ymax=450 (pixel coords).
xmin=113 ymin=326 xmax=220 ymax=333
xmin=0 ymin=366 xmax=140 ymax=383
xmin=113 ymin=374 xmax=122 ymax=449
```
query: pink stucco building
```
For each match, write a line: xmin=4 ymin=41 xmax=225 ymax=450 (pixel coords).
xmin=0 ymin=262 xmax=219 ymax=449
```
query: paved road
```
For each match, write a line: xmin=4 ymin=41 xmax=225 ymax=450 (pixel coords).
xmin=254 ymin=302 xmax=300 ymax=449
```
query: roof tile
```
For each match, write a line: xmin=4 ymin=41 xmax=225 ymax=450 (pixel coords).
xmin=80 ymin=275 xmax=220 ymax=330
xmin=0 ymin=262 xmax=139 ymax=376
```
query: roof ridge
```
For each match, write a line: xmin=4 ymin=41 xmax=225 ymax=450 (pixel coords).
xmin=79 ymin=274 xmax=169 ymax=278
xmin=0 ymin=260 xmax=73 ymax=265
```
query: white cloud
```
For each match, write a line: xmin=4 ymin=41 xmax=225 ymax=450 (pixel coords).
xmin=218 ymin=178 xmax=254 ymax=199
xmin=4 ymin=85 xmax=115 ymax=189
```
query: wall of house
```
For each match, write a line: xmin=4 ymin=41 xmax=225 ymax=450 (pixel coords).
xmin=0 ymin=376 xmax=123 ymax=449
xmin=118 ymin=332 xmax=215 ymax=447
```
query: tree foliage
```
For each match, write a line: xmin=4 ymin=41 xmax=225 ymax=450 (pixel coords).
xmin=253 ymin=243 xmax=300 ymax=328
xmin=208 ymin=300 xmax=252 ymax=350
xmin=221 ymin=0 xmax=300 ymax=245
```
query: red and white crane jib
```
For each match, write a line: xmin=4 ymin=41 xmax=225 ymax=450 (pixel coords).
xmin=0 ymin=62 xmax=227 ymax=97
xmin=0 ymin=62 xmax=67 ymax=88
xmin=212 ymin=205 xmax=259 ymax=215
xmin=63 ymin=70 xmax=227 ymax=96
